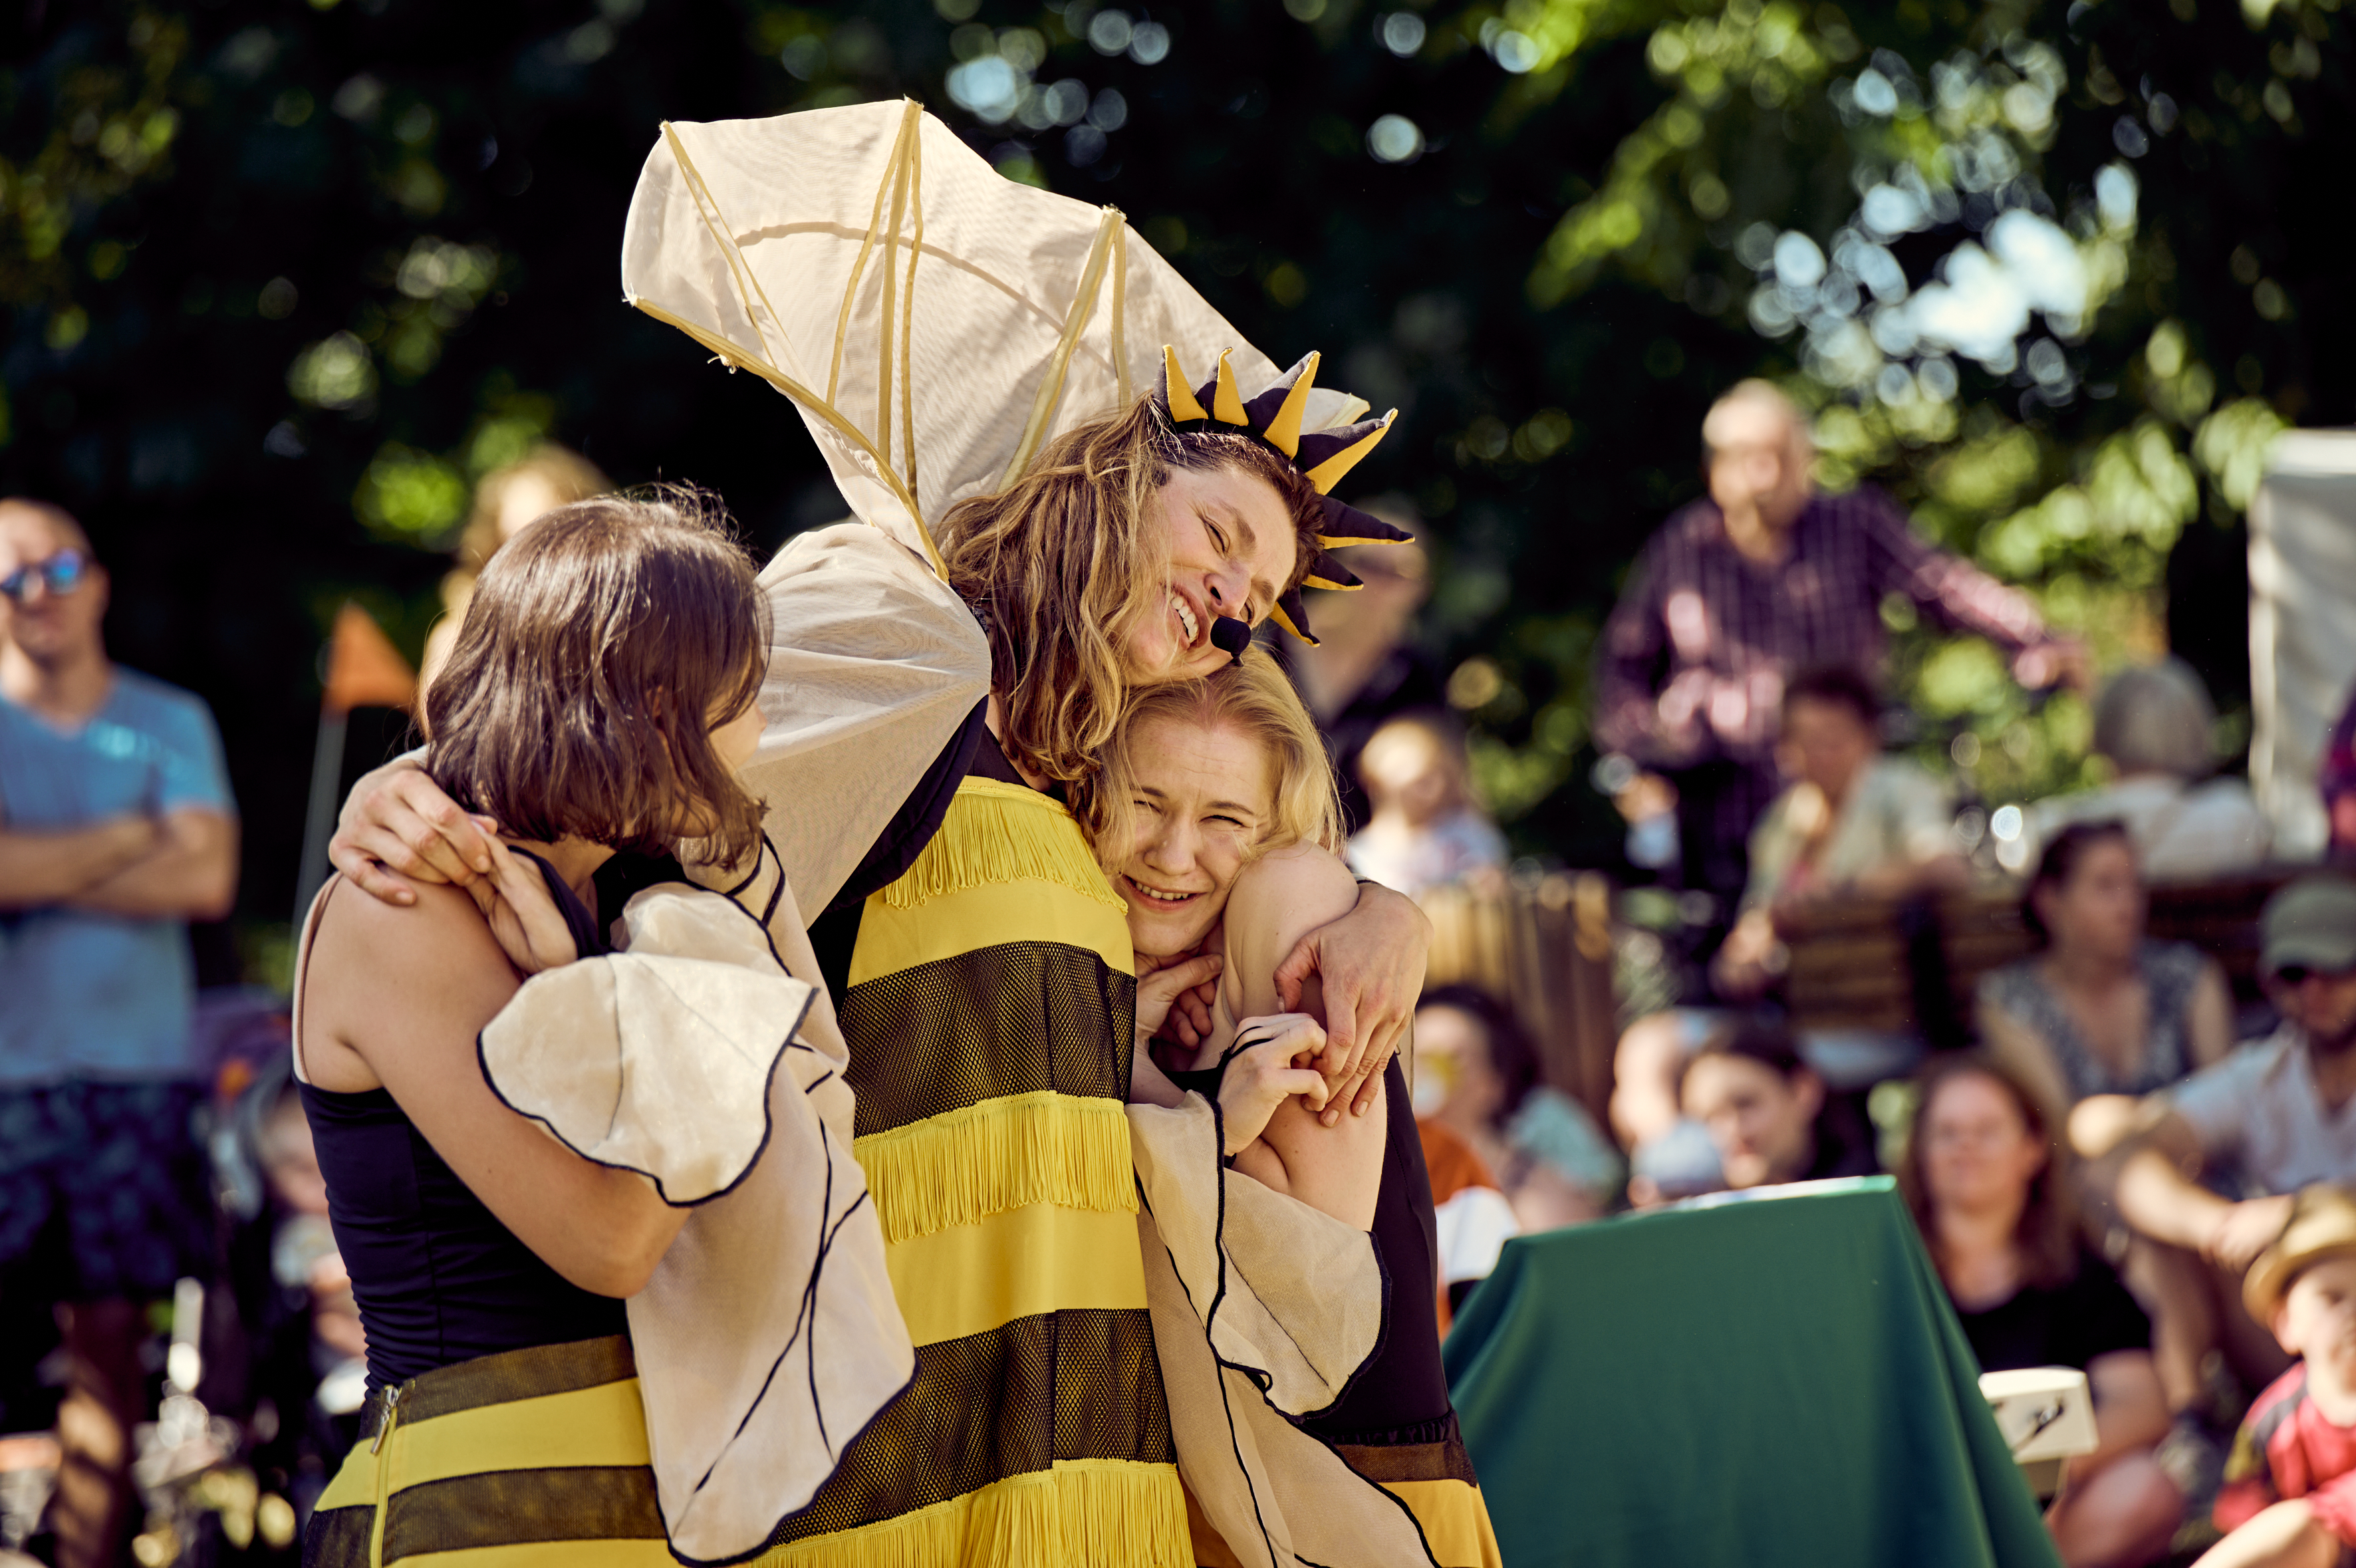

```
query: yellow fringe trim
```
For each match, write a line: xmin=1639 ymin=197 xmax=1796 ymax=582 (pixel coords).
xmin=882 ymin=780 xmax=1128 ymax=915
xmin=854 ymin=1092 xmax=1138 ymax=1245
xmin=753 ymin=1459 xmax=1188 ymax=1568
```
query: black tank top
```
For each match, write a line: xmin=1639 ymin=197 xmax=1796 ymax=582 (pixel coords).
xmin=299 ymin=852 xmax=670 ymax=1391
xmin=1168 ymin=1052 xmax=1454 ymax=1443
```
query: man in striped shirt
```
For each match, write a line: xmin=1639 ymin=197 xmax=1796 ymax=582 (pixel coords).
xmin=1595 ymin=380 xmax=2081 ymax=923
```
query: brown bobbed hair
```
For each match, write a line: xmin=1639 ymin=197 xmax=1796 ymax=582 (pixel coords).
xmin=939 ymin=392 xmax=1329 ymax=789
xmin=2023 ymin=819 xmax=2139 ymax=946
xmin=424 ymin=489 xmax=768 ymax=867
xmin=1898 ymin=1053 xmax=2079 ymax=1292
xmin=1077 ymin=644 xmax=1343 ymax=864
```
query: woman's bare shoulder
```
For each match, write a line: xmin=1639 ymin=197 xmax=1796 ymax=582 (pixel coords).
xmin=309 ymin=875 xmax=515 ymax=1015
xmin=1229 ymin=843 xmax=1359 ymax=918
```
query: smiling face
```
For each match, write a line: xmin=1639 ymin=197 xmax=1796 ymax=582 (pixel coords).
xmin=1918 ymin=1071 xmax=2046 ymax=1221
xmin=2036 ymin=835 xmax=2145 ymax=964
xmin=2278 ymin=1255 xmax=2356 ymax=1381
xmin=1114 ymin=712 xmax=1275 ymax=958
xmin=1682 ymin=1052 xmax=1822 ymax=1190
xmin=1123 ymin=463 xmax=1301 ymax=684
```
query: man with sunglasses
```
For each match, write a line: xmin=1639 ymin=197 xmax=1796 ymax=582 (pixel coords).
xmin=0 ymin=497 xmax=237 ymax=1568
xmin=2107 ymin=876 xmax=2356 ymax=1415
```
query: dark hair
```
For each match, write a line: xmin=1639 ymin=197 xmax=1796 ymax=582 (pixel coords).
xmin=1416 ymin=983 xmax=1542 ymax=1123
xmin=1782 ymin=664 xmax=1881 ymax=731
xmin=2022 ymin=819 xmax=2138 ymax=946
xmin=1679 ymin=1014 xmax=1817 ymax=1099
xmin=1898 ymin=1054 xmax=2078 ymax=1292
xmin=424 ymin=489 xmax=769 ymax=868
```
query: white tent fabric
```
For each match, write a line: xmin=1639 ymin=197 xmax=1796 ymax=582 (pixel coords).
xmin=2250 ymin=431 xmax=2356 ymax=859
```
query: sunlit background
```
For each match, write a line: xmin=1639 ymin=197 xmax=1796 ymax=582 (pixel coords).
xmin=1 ymin=0 xmax=2343 ymax=981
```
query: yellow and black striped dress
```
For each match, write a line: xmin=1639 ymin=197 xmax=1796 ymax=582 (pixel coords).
xmin=759 ymin=776 xmax=1188 ymax=1567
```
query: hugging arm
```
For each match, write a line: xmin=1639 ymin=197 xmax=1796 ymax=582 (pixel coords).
xmin=1273 ymin=876 xmax=1430 ymax=1123
xmin=328 ymin=753 xmax=499 ymax=903
xmin=1218 ymin=846 xmax=1386 ymax=1230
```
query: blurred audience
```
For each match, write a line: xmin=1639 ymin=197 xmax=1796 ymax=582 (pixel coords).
xmin=2320 ymin=682 xmax=2356 ymax=862
xmin=418 ymin=443 xmax=609 ymax=690
xmin=1613 ymin=666 xmax=1966 ymax=1187
xmin=2024 ymin=658 xmax=2271 ymax=882
xmin=1413 ymin=985 xmax=1618 ymax=1231
xmin=1282 ymin=527 xmax=1443 ymax=835
xmin=1414 ymin=1116 xmax=1518 ymax=1331
xmin=1902 ymin=1057 xmax=2182 ymax=1567
xmin=1979 ymin=821 xmax=2233 ymax=1158
xmin=1594 ymin=378 xmax=2079 ymax=924
xmin=0 ymin=499 xmax=239 ymax=1568
xmin=2204 ymin=1184 xmax=2356 ymax=1568
xmin=2106 ymin=876 xmax=2356 ymax=1414
xmin=1666 ymin=1018 xmax=1878 ymax=1196
xmin=1346 ymin=713 xmax=1508 ymax=899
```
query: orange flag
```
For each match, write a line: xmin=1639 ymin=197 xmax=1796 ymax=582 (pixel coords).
xmin=321 ymin=603 xmax=417 ymax=714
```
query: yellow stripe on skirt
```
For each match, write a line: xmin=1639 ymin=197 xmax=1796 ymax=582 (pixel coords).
xmin=305 ymin=1336 xmax=674 ymax=1568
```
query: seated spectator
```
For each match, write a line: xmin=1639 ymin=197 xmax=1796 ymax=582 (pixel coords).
xmin=1613 ymin=666 xmax=1966 ymax=1186
xmin=2024 ymin=658 xmax=2270 ymax=882
xmin=1414 ymin=985 xmax=1617 ymax=1231
xmin=2107 ymin=876 xmax=2356 ymax=1415
xmin=1347 ymin=713 xmax=1508 ymax=899
xmin=2204 ymin=1185 xmax=2356 ymax=1568
xmin=1673 ymin=1019 xmax=1879 ymax=1194
xmin=1415 ymin=1116 xmax=1519 ymax=1331
xmin=1980 ymin=821 xmax=2233 ymax=1158
xmin=2321 ymin=681 xmax=2356 ymax=862
xmin=1904 ymin=1057 xmax=2182 ymax=1568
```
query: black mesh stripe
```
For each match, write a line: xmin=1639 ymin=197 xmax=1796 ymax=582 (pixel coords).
xmin=841 ymin=943 xmax=1136 ymax=1136
xmin=1331 ymin=1430 xmax=1482 ymax=1486
xmin=765 ymin=1307 xmax=1172 ymax=1547
xmin=300 ymin=1505 xmax=373 ymax=1568
xmin=380 ymin=1466 xmax=666 ymax=1559
xmin=360 ymin=1335 xmax=636 ymax=1436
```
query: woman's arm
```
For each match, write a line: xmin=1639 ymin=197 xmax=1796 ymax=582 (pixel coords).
xmin=1272 ymin=878 xmax=1430 ymax=1123
xmin=1219 ymin=846 xmax=1386 ymax=1230
xmin=2186 ymin=958 xmax=2234 ymax=1071
xmin=2072 ymin=1349 xmax=2172 ymax=1480
xmin=306 ymin=880 xmax=688 ymax=1297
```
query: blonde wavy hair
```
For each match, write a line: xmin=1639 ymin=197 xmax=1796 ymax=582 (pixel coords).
xmin=938 ymin=394 xmax=1328 ymax=789
xmin=1078 ymin=647 xmax=1344 ymax=868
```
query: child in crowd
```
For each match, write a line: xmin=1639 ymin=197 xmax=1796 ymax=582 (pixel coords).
xmin=1345 ymin=711 xmax=1508 ymax=898
xmin=2205 ymin=1184 xmax=2356 ymax=1567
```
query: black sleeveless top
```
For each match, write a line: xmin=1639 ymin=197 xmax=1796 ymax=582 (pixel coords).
xmin=301 ymin=851 xmax=680 ymax=1392
xmin=1168 ymin=1051 xmax=1456 ymax=1445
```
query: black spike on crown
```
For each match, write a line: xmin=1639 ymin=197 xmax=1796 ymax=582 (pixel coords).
xmin=1154 ymin=345 xmax=1408 ymax=647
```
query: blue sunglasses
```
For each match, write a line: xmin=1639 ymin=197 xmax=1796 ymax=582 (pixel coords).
xmin=1 ymin=549 xmax=89 ymax=604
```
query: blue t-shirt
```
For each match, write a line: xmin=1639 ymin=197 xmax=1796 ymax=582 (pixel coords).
xmin=0 ymin=669 xmax=236 ymax=1087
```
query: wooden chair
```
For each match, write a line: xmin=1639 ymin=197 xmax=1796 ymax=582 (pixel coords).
xmin=1420 ymin=873 xmax=1619 ymax=1124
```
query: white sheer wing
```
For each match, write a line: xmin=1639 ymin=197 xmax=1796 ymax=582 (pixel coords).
xmin=620 ymin=98 xmax=1368 ymax=565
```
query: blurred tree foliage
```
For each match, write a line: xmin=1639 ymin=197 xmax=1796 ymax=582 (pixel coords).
xmin=1 ymin=0 xmax=2345 ymax=952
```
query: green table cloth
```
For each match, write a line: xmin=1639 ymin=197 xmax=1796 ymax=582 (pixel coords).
xmin=1442 ymin=1178 xmax=2061 ymax=1568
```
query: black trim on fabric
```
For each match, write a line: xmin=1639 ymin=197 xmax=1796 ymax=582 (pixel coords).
xmin=473 ymin=983 xmax=808 ymax=1210
xmin=664 ymin=1130 xmax=918 ymax=1568
xmin=380 ymin=1466 xmax=668 ymax=1558
xmin=471 ymin=863 xmax=821 ymax=1210
xmin=757 ymin=1308 xmax=1173 ymax=1549
xmin=839 ymin=942 xmax=1137 ymax=1136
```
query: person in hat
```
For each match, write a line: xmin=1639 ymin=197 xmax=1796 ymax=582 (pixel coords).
xmin=2109 ymin=876 xmax=2356 ymax=1415
xmin=2202 ymin=1184 xmax=2356 ymax=1567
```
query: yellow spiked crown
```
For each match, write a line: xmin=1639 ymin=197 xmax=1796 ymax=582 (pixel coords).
xmin=1156 ymin=345 xmax=1408 ymax=645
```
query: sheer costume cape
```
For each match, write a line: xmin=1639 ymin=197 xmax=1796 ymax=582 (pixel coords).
xmin=558 ymin=98 xmax=1435 ymax=1565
